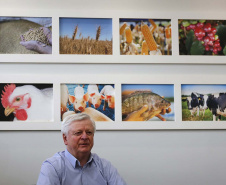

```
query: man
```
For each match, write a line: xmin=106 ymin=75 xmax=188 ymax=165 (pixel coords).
xmin=37 ymin=113 xmax=127 ymax=185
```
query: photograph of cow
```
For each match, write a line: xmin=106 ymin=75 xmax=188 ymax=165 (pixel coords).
xmin=182 ymin=84 xmax=226 ymax=121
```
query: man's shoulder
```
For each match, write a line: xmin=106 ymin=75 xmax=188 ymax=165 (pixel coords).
xmin=43 ymin=151 xmax=66 ymax=169
xmin=92 ymin=153 xmax=113 ymax=170
xmin=92 ymin=153 xmax=108 ymax=163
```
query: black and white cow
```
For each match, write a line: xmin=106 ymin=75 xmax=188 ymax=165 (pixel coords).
xmin=184 ymin=92 xmax=200 ymax=116
xmin=207 ymin=93 xmax=226 ymax=121
xmin=183 ymin=92 xmax=208 ymax=117
xmin=197 ymin=93 xmax=208 ymax=116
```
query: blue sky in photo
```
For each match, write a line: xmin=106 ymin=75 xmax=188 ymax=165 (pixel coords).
xmin=122 ymin=84 xmax=174 ymax=98
xmin=182 ymin=84 xmax=226 ymax=95
xmin=59 ymin=18 xmax=112 ymax=41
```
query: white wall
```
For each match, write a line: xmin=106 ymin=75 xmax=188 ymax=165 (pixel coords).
xmin=1 ymin=0 xmax=226 ymax=185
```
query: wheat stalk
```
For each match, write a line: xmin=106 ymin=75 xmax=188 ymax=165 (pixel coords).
xmin=72 ymin=25 xmax=78 ymax=40
xmin=96 ymin=26 xmax=101 ymax=41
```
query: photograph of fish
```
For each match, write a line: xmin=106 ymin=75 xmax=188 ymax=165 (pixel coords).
xmin=179 ymin=19 xmax=226 ymax=55
xmin=59 ymin=18 xmax=112 ymax=54
xmin=0 ymin=83 xmax=53 ymax=122
xmin=0 ymin=17 xmax=52 ymax=54
xmin=122 ymin=84 xmax=174 ymax=121
xmin=182 ymin=84 xmax=226 ymax=121
xmin=61 ymin=84 xmax=115 ymax=121
xmin=120 ymin=18 xmax=171 ymax=55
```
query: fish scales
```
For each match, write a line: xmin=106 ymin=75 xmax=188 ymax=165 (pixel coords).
xmin=122 ymin=90 xmax=170 ymax=116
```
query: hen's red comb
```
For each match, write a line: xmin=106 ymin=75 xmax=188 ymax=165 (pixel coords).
xmin=1 ymin=84 xmax=16 ymax=108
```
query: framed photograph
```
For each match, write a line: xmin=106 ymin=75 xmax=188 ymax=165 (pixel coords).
xmin=59 ymin=18 xmax=112 ymax=55
xmin=182 ymin=84 xmax=226 ymax=121
xmin=179 ymin=19 xmax=226 ymax=56
xmin=61 ymin=84 xmax=115 ymax=122
xmin=120 ymin=18 xmax=172 ymax=55
xmin=1 ymin=73 xmax=226 ymax=130
xmin=121 ymin=84 xmax=174 ymax=121
xmin=0 ymin=9 xmax=226 ymax=63
xmin=0 ymin=83 xmax=53 ymax=122
xmin=0 ymin=16 xmax=52 ymax=54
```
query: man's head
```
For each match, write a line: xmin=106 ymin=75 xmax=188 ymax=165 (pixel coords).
xmin=61 ymin=113 xmax=96 ymax=136
xmin=61 ymin=113 xmax=96 ymax=160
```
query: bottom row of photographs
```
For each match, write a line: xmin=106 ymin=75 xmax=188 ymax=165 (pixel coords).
xmin=1 ymin=83 xmax=226 ymax=123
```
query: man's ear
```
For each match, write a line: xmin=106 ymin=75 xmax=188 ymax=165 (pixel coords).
xmin=63 ymin=134 xmax=68 ymax=145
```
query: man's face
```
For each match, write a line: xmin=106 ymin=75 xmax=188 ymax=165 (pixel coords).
xmin=63 ymin=119 xmax=94 ymax=158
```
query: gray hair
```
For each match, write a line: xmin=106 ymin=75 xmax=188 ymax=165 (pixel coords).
xmin=61 ymin=113 xmax=96 ymax=136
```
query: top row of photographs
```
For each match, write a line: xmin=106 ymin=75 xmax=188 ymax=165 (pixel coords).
xmin=1 ymin=16 xmax=226 ymax=56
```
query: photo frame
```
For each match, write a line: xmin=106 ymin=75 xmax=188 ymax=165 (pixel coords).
xmin=1 ymin=73 xmax=226 ymax=130
xmin=0 ymin=9 xmax=226 ymax=63
xmin=0 ymin=16 xmax=52 ymax=54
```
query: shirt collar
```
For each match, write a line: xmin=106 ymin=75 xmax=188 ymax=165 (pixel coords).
xmin=65 ymin=149 xmax=93 ymax=168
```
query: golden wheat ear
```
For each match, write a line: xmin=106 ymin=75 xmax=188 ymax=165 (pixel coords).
xmin=72 ymin=25 xmax=78 ymax=40
xmin=96 ymin=26 xmax=101 ymax=41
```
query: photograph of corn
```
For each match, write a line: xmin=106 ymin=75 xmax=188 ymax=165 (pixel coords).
xmin=120 ymin=19 xmax=172 ymax=55
xmin=121 ymin=84 xmax=174 ymax=121
xmin=0 ymin=17 xmax=52 ymax=54
xmin=59 ymin=18 xmax=112 ymax=55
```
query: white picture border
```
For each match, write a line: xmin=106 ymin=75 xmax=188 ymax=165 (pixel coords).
xmin=0 ymin=9 xmax=226 ymax=63
xmin=1 ymin=73 xmax=226 ymax=130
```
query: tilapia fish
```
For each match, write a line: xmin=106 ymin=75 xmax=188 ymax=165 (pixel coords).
xmin=122 ymin=90 xmax=171 ymax=120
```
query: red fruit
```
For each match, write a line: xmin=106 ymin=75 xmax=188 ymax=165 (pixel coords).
xmin=186 ymin=26 xmax=192 ymax=31
xmin=197 ymin=36 xmax=203 ymax=41
xmin=201 ymin=30 xmax=205 ymax=37
xmin=203 ymin=23 xmax=212 ymax=33
xmin=203 ymin=36 xmax=210 ymax=43
xmin=213 ymin=47 xmax=218 ymax=54
xmin=208 ymin=40 xmax=214 ymax=46
xmin=211 ymin=27 xmax=217 ymax=34
xmin=196 ymin=22 xmax=204 ymax=28
xmin=180 ymin=25 xmax=185 ymax=29
xmin=194 ymin=28 xmax=205 ymax=37
xmin=203 ymin=42 xmax=209 ymax=46
xmin=207 ymin=32 xmax=214 ymax=37
xmin=189 ymin=24 xmax=196 ymax=30
xmin=209 ymin=36 xmax=215 ymax=41
xmin=194 ymin=28 xmax=201 ymax=37
xmin=205 ymin=45 xmax=210 ymax=51
xmin=214 ymin=41 xmax=220 ymax=48
xmin=218 ymin=46 xmax=222 ymax=51
xmin=210 ymin=46 xmax=213 ymax=51
xmin=215 ymin=38 xmax=220 ymax=42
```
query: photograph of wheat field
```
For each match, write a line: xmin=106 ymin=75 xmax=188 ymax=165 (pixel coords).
xmin=59 ymin=18 xmax=112 ymax=54
xmin=120 ymin=19 xmax=171 ymax=55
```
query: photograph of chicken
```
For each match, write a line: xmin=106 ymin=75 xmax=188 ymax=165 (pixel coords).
xmin=0 ymin=83 xmax=53 ymax=122
xmin=61 ymin=84 xmax=114 ymax=122
xmin=122 ymin=84 xmax=174 ymax=121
